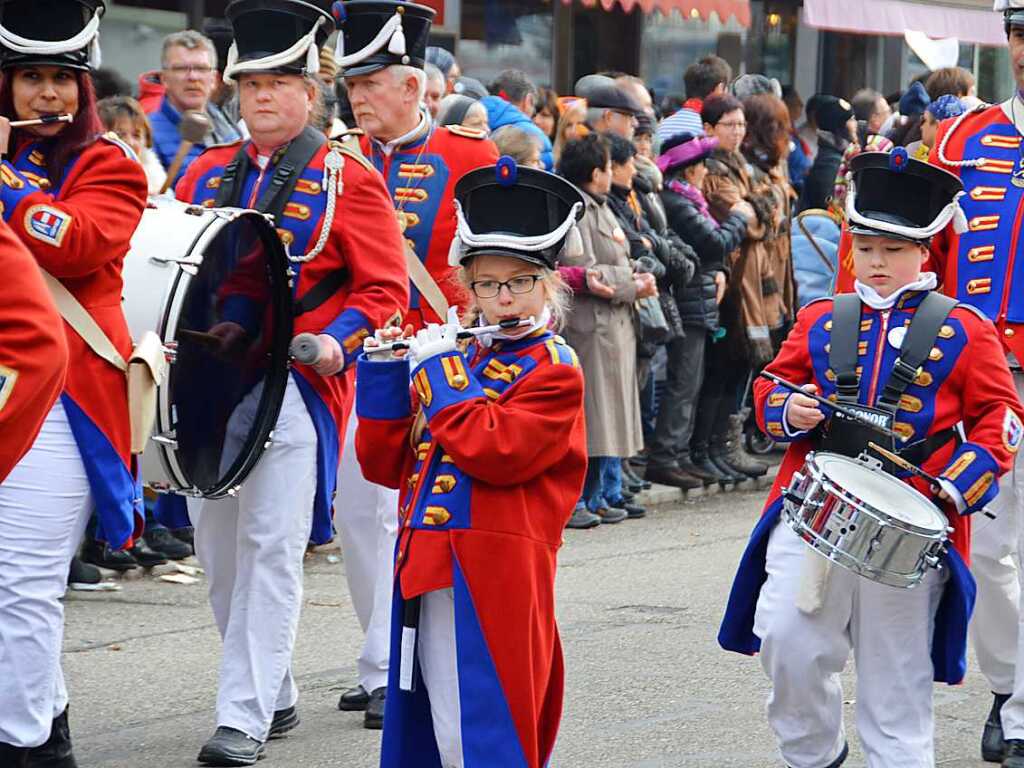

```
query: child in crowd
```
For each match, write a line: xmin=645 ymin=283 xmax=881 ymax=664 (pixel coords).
xmin=97 ymin=95 xmax=165 ymax=194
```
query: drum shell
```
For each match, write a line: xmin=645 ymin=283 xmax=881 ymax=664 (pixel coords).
xmin=782 ymin=452 xmax=949 ymax=589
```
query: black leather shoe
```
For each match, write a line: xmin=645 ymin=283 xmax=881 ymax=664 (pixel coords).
xmin=1 ymin=742 xmax=29 ymax=768
xmin=197 ymin=727 xmax=265 ymax=766
xmin=267 ymin=706 xmax=298 ymax=739
xmin=143 ymin=526 xmax=193 ymax=560
xmin=67 ymin=557 xmax=101 ymax=590
xmin=984 ymin=692 xmax=1010 ymax=762
xmin=1005 ymin=739 xmax=1024 ymax=767
xmin=129 ymin=539 xmax=167 ymax=568
xmin=644 ymin=465 xmax=702 ymax=490
xmin=80 ymin=539 xmax=137 ymax=572
xmin=26 ymin=708 xmax=77 ymax=768
xmin=609 ymin=498 xmax=646 ymax=519
xmin=338 ymin=684 xmax=370 ymax=711
xmin=678 ymin=458 xmax=721 ymax=487
xmin=364 ymin=687 xmax=386 ymax=730
xmin=171 ymin=526 xmax=195 ymax=548
xmin=708 ymin=453 xmax=747 ymax=484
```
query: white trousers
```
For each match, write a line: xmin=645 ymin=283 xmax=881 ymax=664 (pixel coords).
xmin=335 ymin=412 xmax=397 ymax=693
xmin=971 ymin=371 xmax=1024 ymax=737
xmin=418 ymin=588 xmax=464 ymax=768
xmin=0 ymin=401 xmax=92 ymax=747
xmin=188 ymin=377 xmax=317 ymax=742
xmin=754 ymin=523 xmax=945 ymax=768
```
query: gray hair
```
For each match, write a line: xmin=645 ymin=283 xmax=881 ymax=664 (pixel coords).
xmin=491 ymin=125 xmax=540 ymax=165
xmin=424 ymin=62 xmax=445 ymax=87
xmin=391 ymin=64 xmax=427 ymax=103
xmin=161 ymin=30 xmax=217 ymax=70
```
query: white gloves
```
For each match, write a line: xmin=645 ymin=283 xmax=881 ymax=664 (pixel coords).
xmin=409 ymin=307 xmax=462 ymax=364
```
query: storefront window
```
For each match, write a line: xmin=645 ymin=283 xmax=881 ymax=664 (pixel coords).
xmin=458 ymin=0 xmax=554 ymax=89
xmin=640 ymin=10 xmax=748 ymax=100
xmin=978 ymin=46 xmax=1014 ymax=103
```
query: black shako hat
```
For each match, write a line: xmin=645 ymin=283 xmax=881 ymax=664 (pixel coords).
xmin=450 ymin=157 xmax=586 ymax=270
xmin=574 ymin=74 xmax=643 ymax=116
xmin=998 ymin=1 xmax=1024 ymax=31
xmin=333 ymin=1 xmax=434 ymax=77
xmin=847 ymin=150 xmax=966 ymax=243
xmin=224 ymin=0 xmax=332 ymax=83
xmin=0 ymin=0 xmax=104 ymax=71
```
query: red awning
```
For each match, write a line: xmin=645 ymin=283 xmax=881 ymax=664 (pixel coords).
xmin=563 ymin=0 xmax=751 ymax=27
xmin=804 ymin=0 xmax=1006 ymax=48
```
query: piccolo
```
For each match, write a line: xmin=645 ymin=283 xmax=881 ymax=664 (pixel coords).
xmin=10 ymin=114 xmax=73 ymax=128
xmin=758 ymin=371 xmax=904 ymax=442
xmin=363 ymin=316 xmax=536 ymax=353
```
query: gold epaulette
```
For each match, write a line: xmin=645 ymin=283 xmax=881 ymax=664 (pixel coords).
xmin=329 ymin=140 xmax=373 ymax=173
xmin=445 ymin=124 xmax=489 ymax=140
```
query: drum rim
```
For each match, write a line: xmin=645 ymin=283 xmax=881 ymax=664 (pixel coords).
xmin=157 ymin=207 xmax=293 ymax=498
xmin=806 ymin=451 xmax=946 ymax=535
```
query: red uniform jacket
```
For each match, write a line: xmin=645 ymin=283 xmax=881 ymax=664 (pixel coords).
xmin=0 ymin=135 xmax=147 ymax=548
xmin=928 ymin=101 xmax=1024 ymax=360
xmin=177 ymin=138 xmax=408 ymax=543
xmin=355 ymin=330 xmax=586 ymax=768
xmin=0 ymin=219 xmax=68 ymax=482
xmin=719 ymin=292 xmax=1024 ymax=683
xmin=360 ymin=121 xmax=499 ymax=330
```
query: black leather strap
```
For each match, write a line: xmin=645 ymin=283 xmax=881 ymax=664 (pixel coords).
xmin=293 ymin=267 xmax=350 ymax=317
xmin=898 ymin=425 xmax=961 ymax=466
xmin=829 ymin=294 xmax=862 ymax=402
xmin=877 ymin=292 xmax=958 ymax=410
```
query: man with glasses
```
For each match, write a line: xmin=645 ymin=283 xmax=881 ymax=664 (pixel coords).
xmin=150 ymin=29 xmax=241 ymax=186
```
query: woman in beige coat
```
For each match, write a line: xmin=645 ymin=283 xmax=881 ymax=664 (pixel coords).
xmin=558 ymin=133 xmax=658 ymax=528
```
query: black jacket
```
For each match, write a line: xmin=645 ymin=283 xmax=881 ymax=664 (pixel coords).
xmin=799 ymin=132 xmax=846 ymax=213
xmin=661 ymin=185 xmax=748 ymax=330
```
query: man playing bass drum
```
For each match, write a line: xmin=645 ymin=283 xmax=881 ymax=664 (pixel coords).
xmin=175 ymin=0 xmax=408 ymax=764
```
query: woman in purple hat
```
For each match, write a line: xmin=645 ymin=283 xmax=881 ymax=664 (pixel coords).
xmin=642 ymin=132 xmax=755 ymax=488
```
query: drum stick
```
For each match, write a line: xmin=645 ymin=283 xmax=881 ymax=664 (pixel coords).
xmin=364 ymin=317 xmax=536 ymax=354
xmin=867 ymin=441 xmax=997 ymax=520
xmin=758 ymin=371 xmax=904 ymax=442
xmin=290 ymin=333 xmax=322 ymax=365
xmin=9 ymin=114 xmax=73 ymax=128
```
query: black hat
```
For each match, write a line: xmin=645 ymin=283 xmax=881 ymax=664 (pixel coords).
xmin=224 ymin=0 xmax=332 ymax=83
xmin=333 ymin=1 xmax=434 ymax=77
xmin=574 ymin=74 xmax=643 ymax=116
xmin=0 ymin=0 xmax=104 ymax=71
xmin=452 ymin=75 xmax=488 ymax=100
xmin=847 ymin=150 xmax=965 ymax=243
xmin=450 ymin=157 xmax=586 ymax=270
xmin=202 ymin=19 xmax=234 ymax=74
xmin=815 ymin=95 xmax=854 ymax=135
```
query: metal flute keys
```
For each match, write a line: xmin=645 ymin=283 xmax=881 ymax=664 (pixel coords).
xmin=363 ymin=316 xmax=537 ymax=354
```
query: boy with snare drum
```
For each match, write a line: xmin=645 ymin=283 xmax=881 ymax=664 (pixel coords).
xmin=719 ymin=151 xmax=1024 ymax=767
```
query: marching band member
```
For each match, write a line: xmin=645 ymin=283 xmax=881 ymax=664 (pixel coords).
xmin=175 ymin=0 xmax=407 ymax=764
xmin=356 ymin=161 xmax=587 ymax=768
xmin=719 ymin=153 xmax=1024 ymax=767
xmin=929 ymin=4 xmax=1024 ymax=761
xmin=0 ymin=221 xmax=68 ymax=484
xmin=0 ymin=1 xmax=148 ymax=765
xmin=331 ymin=0 xmax=499 ymax=729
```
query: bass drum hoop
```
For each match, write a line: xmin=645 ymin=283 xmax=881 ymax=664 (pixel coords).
xmin=153 ymin=207 xmax=293 ymax=499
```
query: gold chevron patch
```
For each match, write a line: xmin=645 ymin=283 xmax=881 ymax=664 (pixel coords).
xmin=967 ymin=277 xmax=993 ymax=295
xmin=342 ymin=327 xmax=369 ymax=354
xmin=965 ymin=472 xmax=995 ymax=507
xmin=971 ymin=185 xmax=1007 ymax=202
xmin=284 ymin=202 xmax=312 ymax=221
xmin=395 ymin=187 xmax=429 ymax=203
xmin=768 ymin=392 xmax=788 ymax=407
xmin=982 ymin=134 xmax=1022 ymax=149
xmin=205 ymin=176 xmax=223 ymax=189
xmin=945 ymin=450 xmax=977 ymax=481
xmin=414 ymin=369 xmax=433 ymax=407
xmin=968 ymin=245 xmax=995 ymax=262
xmin=898 ymin=394 xmax=923 ymax=413
xmin=979 ymin=158 xmax=1015 ymax=174
xmin=969 ymin=215 xmax=1000 ymax=232
xmin=398 ymin=163 xmax=435 ymax=180
xmin=441 ymin=355 xmax=469 ymax=390
xmin=294 ymin=179 xmax=322 ymax=195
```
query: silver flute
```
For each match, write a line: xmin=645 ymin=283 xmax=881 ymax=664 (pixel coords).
xmin=363 ymin=316 xmax=536 ymax=353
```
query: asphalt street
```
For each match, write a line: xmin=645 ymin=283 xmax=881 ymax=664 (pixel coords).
xmin=65 ymin=480 xmax=997 ymax=768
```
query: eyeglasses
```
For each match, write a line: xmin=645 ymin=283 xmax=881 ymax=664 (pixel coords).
xmin=470 ymin=275 xmax=542 ymax=299
xmin=166 ymin=65 xmax=214 ymax=75
xmin=718 ymin=120 xmax=747 ymax=130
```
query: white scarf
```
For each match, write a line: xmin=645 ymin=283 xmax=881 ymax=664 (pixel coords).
xmin=477 ymin=307 xmax=551 ymax=348
xmin=853 ymin=272 xmax=938 ymax=311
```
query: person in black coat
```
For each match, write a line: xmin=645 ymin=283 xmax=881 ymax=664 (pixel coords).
xmin=798 ymin=96 xmax=856 ymax=213
xmin=648 ymin=131 xmax=753 ymax=488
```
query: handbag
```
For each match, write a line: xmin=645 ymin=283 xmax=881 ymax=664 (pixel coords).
xmin=41 ymin=270 xmax=166 ymax=454
xmin=635 ymin=294 xmax=671 ymax=345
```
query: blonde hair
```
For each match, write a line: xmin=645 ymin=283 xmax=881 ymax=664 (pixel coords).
xmin=456 ymin=258 xmax=571 ymax=331
xmin=553 ymin=101 xmax=588 ymax=165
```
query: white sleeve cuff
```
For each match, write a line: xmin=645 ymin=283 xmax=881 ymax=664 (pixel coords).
xmin=937 ymin=477 xmax=967 ymax=515
xmin=781 ymin=396 xmax=811 ymax=439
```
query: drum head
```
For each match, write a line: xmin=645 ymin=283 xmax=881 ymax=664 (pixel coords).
xmin=165 ymin=210 xmax=291 ymax=497
xmin=816 ymin=453 xmax=945 ymax=531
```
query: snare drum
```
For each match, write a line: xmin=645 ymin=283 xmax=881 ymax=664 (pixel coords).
xmin=782 ymin=452 xmax=951 ymax=588
xmin=122 ymin=197 xmax=292 ymax=497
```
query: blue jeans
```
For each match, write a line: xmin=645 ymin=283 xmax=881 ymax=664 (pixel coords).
xmin=580 ymin=457 xmax=623 ymax=511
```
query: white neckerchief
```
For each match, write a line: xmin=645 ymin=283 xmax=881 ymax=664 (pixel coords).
xmin=853 ymin=272 xmax=938 ymax=310
xmin=377 ymin=111 xmax=430 ymax=156
xmin=477 ymin=307 xmax=551 ymax=348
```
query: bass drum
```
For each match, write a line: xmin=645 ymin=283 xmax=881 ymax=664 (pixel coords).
xmin=122 ymin=197 xmax=293 ymax=497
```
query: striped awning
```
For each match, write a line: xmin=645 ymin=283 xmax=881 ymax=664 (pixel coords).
xmin=564 ymin=0 xmax=751 ymax=26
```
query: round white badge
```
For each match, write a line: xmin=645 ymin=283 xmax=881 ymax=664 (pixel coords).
xmin=887 ymin=326 xmax=907 ymax=349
